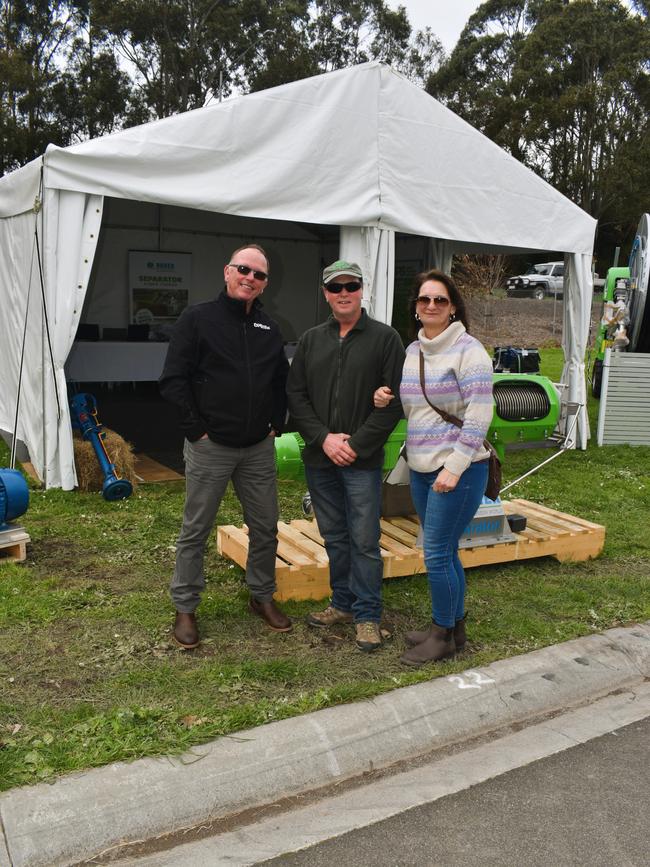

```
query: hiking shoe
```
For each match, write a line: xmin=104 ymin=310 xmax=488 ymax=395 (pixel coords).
xmin=355 ymin=621 xmax=383 ymax=653
xmin=307 ymin=605 xmax=353 ymax=628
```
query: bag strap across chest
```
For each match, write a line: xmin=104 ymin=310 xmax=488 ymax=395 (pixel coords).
xmin=418 ymin=349 xmax=464 ymax=428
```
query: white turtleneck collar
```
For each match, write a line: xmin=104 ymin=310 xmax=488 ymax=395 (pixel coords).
xmin=418 ymin=320 xmax=466 ymax=355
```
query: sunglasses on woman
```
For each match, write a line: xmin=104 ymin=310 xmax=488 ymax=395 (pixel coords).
xmin=326 ymin=281 xmax=362 ymax=294
xmin=229 ymin=263 xmax=268 ymax=281
xmin=416 ymin=295 xmax=450 ymax=307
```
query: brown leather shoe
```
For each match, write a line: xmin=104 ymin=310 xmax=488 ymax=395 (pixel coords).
xmin=173 ymin=611 xmax=199 ymax=649
xmin=249 ymin=597 xmax=292 ymax=632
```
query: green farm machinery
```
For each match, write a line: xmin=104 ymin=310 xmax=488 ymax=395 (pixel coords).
xmin=275 ymin=370 xmax=562 ymax=480
xmin=591 ymin=213 xmax=650 ymax=398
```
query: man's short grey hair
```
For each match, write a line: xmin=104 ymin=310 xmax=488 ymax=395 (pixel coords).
xmin=229 ymin=243 xmax=270 ymax=274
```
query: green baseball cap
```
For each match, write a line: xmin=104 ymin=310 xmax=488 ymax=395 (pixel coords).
xmin=322 ymin=259 xmax=363 ymax=284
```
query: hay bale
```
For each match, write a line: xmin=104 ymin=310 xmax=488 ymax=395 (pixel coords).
xmin=73 ymin=428 xmax=137 ymax=493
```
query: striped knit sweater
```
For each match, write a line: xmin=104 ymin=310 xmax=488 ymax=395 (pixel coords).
xmin=400 ymin=321 xmax=493 ymax=476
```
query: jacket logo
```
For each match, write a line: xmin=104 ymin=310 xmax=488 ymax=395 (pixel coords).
xmin=253 ymin=322 xmax=270 ymax=330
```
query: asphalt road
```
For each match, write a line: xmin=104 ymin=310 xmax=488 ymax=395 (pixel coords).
xmin=266 ymin=716 xmax=650 ymax=867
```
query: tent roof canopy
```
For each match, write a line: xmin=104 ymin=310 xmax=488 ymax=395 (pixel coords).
xmin=2 ymin=62 xmax=595 ymax=255
xmin=0 ymin=62 xmax=597 ymax=492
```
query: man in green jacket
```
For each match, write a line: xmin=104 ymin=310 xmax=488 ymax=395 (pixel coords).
xmin=287 ymin=260 xmax=404 ymax=652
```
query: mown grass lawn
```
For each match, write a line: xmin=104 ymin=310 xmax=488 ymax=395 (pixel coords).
xmin=1 ymin=348 xmax=648 ymax=791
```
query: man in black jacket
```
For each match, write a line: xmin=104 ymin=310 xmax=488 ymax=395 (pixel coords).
xmin=160 ymin=244 xmax=291 ymax=648
xmin=287 ymin=260 xmax=404 ymax=652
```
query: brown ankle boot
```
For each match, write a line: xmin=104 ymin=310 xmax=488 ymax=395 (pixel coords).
xmin=453 ymin=616 xmax=467 ymax=652
xmin=173 ymin=611 xmax=199 ymax=649
xmin=400 ymin=622 xmax=456 ymax=667
xmin=405 ymin=616 xmax=467 ymax=651
xmin=249 ymin=597 xmax=292 ymax=632
xmin=404 ymin=624 xmax=432 ymax=648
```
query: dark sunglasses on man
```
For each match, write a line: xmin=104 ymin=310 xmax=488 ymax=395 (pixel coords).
xmin=326 ymin=281 xmax=362 ymax=294
xmin=229 ymin=263 xmax=268 ymax=281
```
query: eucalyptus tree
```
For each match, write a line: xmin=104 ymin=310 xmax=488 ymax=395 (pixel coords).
xmin=244 ymin=0 xmax=419 ymax=92
xmin=0 ymin=0 xmax=81 ymax=171
xmin=91 ymin=0 xmax=245 ymax=116
xmin=51 ymin=0 xmax=138 ymax=142
xmin=0 ymin=0 xmax=138 ymax=171
xmin=91 ymin=0 xmax=438 ymax=116
xmin=429 ymin=0 xmax=650 ymax=244
xmin=515 ymin=0 xmax=650 ymax=222
xmin=428 ymin=0 xmax=535 ymax=162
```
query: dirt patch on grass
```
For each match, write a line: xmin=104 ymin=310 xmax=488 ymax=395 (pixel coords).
xmin=466 ymin=296 xmax=602 ymax=349
xmin=27 ymin=538 xmax=79 ymax=570
xmin=27 ymin=537 xmax=157 ymax=592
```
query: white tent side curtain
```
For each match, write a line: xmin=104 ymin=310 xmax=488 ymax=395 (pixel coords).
xmin=425 ymin=239 xmax=454 ymax=275
xmin=340 ymin=226 xmax=395 ymax=323
xmin=561 ymin=253 xmax=594 ymax=450
xmin=0 ymin=159 xmax=43 ymax=462
xmin=0 ymin=206 xmax=41 ymax=462
xmin=0 ymin=185 xmax=104 ymax=488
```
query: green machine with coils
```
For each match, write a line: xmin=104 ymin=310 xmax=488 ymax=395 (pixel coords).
xmin=275 ymin=371 xmax=562 ymax=478
xmin=488 ymin=373 xmax=561 ymax=461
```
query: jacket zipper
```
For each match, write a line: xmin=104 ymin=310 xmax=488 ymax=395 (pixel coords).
xmin=332 ymin=334 xmax=344 ymax=432
xmin=243 ymin=321 xmax=253 ymax=438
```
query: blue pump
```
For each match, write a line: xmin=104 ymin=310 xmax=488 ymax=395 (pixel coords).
xmin=0 ymin=468 xmax=29 ymax=531
xmin=70 ymin=393 xmax=133 ymax=501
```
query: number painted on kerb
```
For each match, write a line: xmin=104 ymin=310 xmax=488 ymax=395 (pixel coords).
xmin=448 ymin=675 xmax=480 ymax=690
xmin=448 ymin=671 xmax=496 ymax=690
xmin=468 ymin=671 xmax=495 ymax=686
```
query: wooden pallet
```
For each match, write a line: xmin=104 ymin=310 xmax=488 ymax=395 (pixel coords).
xmin=216 ymin=498 xmax=606 ymax=601
xmin=0 ymin=527 xmax=30 ymax=564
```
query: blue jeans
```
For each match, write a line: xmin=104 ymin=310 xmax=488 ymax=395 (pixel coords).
xmin=409 ymin=461 xmax=488 ymax=628
xmin=305 ymin=465 xmax=383 ymax=623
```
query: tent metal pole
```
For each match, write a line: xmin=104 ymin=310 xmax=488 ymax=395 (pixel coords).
xmin=42 ymin=299 xmax=47 ymax=487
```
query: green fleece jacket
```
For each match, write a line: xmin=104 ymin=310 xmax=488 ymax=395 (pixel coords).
xmin=287 ymin=310 xmax=405 ymax=469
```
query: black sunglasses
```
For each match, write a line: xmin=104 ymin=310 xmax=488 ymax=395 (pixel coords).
xmin=416 ymin=295 xmax=450 ymax=307
xmin=229 ymin=263 xmax=268 ymax=281
xmin=326 ymin=281 xmax=362 ymax=294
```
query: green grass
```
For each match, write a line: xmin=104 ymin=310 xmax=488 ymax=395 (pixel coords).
xmin=1 ymin=348 xmax=649 ymax=791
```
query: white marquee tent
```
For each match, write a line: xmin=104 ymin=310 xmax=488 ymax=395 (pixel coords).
xmin=0 ymin=61 xmax=597 ymax=489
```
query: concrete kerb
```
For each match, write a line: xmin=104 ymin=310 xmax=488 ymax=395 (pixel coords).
xmin=2 ymin=622 xmax=649 ymax=867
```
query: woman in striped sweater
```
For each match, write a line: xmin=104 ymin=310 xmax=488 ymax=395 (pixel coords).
xmin=374 ymin=270 xmax=493 ymax=666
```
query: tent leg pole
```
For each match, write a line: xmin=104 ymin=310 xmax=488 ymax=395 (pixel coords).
xmin=41 ymin=306 xmax=47 ymax=487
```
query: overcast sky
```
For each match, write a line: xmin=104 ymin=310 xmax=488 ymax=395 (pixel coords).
xmin=388 ymin=1 xmax=482 ymax=52
xmin=391 ymin=0 xmax=638 ymax=51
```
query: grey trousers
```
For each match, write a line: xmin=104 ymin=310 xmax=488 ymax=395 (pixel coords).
xmin=171 ymin=435 xmax=279 ymax=612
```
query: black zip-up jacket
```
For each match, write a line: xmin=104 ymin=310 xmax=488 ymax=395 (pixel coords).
xmin=287 ymin=310 xmax=405 ymax=469
xmin=159 ymin=291 xmax=289 ymax=446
